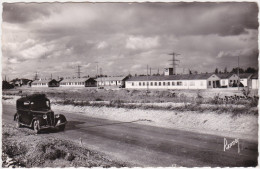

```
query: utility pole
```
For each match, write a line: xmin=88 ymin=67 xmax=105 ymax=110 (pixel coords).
xmin=147 ymin=65 xmax=149 ymax=91
xmin=100 ymin=68 xmax=103 ymax=77
xmin=95 ymin=62 xmax=99 ymax=88
xmin=238 ymin=56 xmax=240 ymax=90
xmin=34 ymin=72 xmax=39 ymax=80
xmin=76 ymin=65 xmax=82 ymax=78
xmin=168 ymin=52 xmax=180 ymax=75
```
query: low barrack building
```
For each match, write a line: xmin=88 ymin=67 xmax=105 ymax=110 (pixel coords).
xmin=125 ymin=73 xmax=221 ymax=90
xmin=60 ymin=78 xmax=96 ymax=87
xmin=31 ymin=79 xmax=50 ymax=87
xmin=96 ymin=76 xmax=128 ymax=87
xmin=239 ymin=73 xmax=253 ymax=87
xmin=218 ymin=73 xmax=239 ymax=88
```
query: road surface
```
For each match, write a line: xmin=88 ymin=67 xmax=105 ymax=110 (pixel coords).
xmin=2 ymin=104 xmax=258 ymax=167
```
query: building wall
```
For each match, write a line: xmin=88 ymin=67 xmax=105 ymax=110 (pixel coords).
xmin=207 ymin=74 xmax=221 ymax=88
xmin=125 ymin=80 xmax=208 ymax=89
xmin=98 ymin=80 xmax=123 ymax=86
xmin=220 ymin=75 xmax=239 ymax=87
xmin=240 ymin=78 xmax=248 ymax=87
xmin=31 ymin=83 xmax=48 ymax=87
xmin=251 ymin=79 xmax=259 ymax=89
xmin=220 ymin=79 xmax=228 ymax=87
xmin=60 ymin=82 xmax=85 ymax=87
xmin=85 ymin=79 xmax=97 ymax=87
xmin=228 ymin=74 xmax=239 ymax=87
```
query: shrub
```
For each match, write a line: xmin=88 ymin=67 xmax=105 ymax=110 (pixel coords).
xmin=242 ymin=88 xmax=251 ymax=97
xmin=95 ymin=98 xmax=103 ymax=101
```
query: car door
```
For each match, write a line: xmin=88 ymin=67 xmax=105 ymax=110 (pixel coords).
xmin=19 ymin=101 xmax=31 ymax=125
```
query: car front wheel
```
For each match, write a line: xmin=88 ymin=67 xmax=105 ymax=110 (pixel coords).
xmin=33 ymin=120 xmax=40 ymax=134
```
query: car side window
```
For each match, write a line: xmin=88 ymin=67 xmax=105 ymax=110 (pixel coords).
xmin=23 ymin=101 xmax=30 ymax=109
xmin=24 ymin=101 xmax=30 ymax=105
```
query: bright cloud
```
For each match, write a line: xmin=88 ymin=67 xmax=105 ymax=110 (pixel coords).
xmin=126 ymin=36 xmax=159 ymax=50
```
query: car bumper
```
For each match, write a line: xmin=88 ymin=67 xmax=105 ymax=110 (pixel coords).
xmin=39 ymin=120 xmax=67 ymax=130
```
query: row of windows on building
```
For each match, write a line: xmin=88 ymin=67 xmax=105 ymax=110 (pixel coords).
xmin=99 ymin=81 xmax=122 ymax=84
xmin=32 ymin=83 xmax=47 ymax=86
xmin=131 ymin=81 xmax=205 ymax=87
xmin=60 ymin=82 xmax=85 ymax=85
xmin=221 ymin=80 xmax=240 ymax=85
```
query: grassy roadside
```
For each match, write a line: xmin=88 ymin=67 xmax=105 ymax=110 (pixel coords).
xmin=2 ymin=123 xmax=128 ymax=168
xmin=2 ymin=88 xmax=258 ymax=116
xmin=52 ymin=99 xmax=257 ymax=116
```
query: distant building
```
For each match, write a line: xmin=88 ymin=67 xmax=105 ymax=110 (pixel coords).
xmin=164 ymin=68 xmax=174 ymax=76
xmin=31 ymin=79 xmax=50 ymax=87
xmin=239 ymin=73 xmax=253 ymax=87
xmin=250 ymin=73 xmax=258 ymax=89
xmin=96 ymin=76 xmax=128 ymax=87
xmin=27 ymin=80 xmax=33 ymax=87
xmin=218 ymin=73 xmax=239 ymax=88
xmin=11 ymin=78 xmax=31 ymax=87
xmin=125 ymin=73 xmax=221 ymax=90
xmin=60 ymin=78 xmax=96 ymax=87
xmin=48 ymin=79 xmax=62 ymax=87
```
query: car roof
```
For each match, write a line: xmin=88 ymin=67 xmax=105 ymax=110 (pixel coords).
xmin=17 ymin=94 xmax=49 ymax=103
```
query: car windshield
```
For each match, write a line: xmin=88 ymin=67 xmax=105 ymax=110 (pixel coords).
xmin=30 ymin=100 xmax=50 ymax=111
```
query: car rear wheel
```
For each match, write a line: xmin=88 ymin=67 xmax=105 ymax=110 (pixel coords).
xmin=33 ymin=120 xmax=40 ymax=134
xmin=15 ymin=115 xmax=21 ymax=128
xmin=59 ymin=125 xmax=65 ymax=131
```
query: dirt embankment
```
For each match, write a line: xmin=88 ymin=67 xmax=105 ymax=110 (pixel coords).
xmin=2 ymin=122 xmax=128 ymax=168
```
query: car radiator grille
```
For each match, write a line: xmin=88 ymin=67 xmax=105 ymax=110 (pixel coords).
xmin=47 ymin=112 xmax=55 ymax=126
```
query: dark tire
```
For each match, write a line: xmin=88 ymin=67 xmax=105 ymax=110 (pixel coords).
xmin=15 ymin=115 xmax=21 ymax=128
xmin=33 ymin=120 xmax=40 ymax=134
xmin=59 ymin=125 xmax=65 ymax=131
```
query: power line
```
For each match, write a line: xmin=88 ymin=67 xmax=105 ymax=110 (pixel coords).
xmin=34 ymin=72 xmax=39 ymax=80
xmin=168 ymin=52 xmax=181 ymax=75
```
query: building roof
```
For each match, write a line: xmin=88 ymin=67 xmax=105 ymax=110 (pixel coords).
xmin=239 ymin=73 xmax=253 ymax=79
xmin=32 ymin=79 xmax=51 ymax=84
xmin=216 ymin=73 xmax=236 ymax=79
xmin=60 ymin=78 xmax=93 ymax=83
xmin=126 ymin=73 xmax=216 ymax=82
xmin=96 ymin=76 xmax=128 ymax=82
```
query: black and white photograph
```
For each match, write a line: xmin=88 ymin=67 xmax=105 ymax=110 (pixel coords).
xmin=1 ymin=0 xmax=259 ymax=167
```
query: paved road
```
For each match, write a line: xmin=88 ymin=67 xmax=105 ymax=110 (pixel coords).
xmin=2 ymin=104 xmax=258 ymax=167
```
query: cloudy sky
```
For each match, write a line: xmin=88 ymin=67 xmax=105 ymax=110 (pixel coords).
xmin=2 ymin=2 xmax=258 ymax=80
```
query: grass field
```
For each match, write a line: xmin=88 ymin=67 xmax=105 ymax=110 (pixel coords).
xmin=2 ymin=86 xmax=258 ymax=116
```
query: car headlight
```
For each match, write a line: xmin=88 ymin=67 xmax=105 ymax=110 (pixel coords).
xmin=43 ymin=115 xmax=47 ymax=119
xmin=55 ymin=114 xmax=60 ymax=118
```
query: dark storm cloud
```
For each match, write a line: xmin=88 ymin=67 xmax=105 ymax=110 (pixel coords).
xmin=128 ymin=2 xmax=258 ymax=37
xmin=26 ymin=2 xmax=259 ymax=42
xmin=3 ymin=3 xmax=56 ymax=23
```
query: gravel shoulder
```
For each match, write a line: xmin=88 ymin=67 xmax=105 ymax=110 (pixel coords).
xmin=2 ymin=122 xmax=128 ymax=168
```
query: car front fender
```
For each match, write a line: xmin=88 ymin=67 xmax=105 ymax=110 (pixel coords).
xmin=55 ymin=114 xmax=67 ymax=126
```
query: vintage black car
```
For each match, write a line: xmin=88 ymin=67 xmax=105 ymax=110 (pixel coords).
xmin=14 ymin=94 xmax=67 ymax=133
